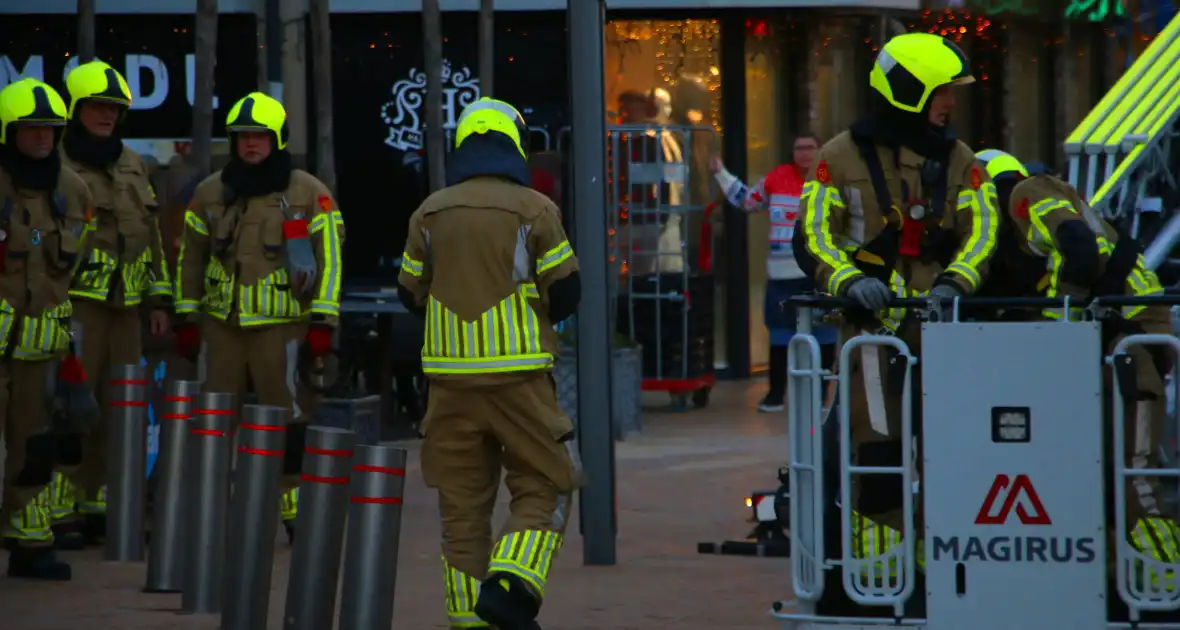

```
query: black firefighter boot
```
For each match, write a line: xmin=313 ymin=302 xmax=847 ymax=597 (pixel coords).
xmin=82 ymin=513 xmax=106 ymax=546
xmin=51 ymin=521 xmax=86 ymax=551
xmin=5 ymin=539 xmax=72 ymax=581
xmin=474 ymin=572 xmax=543 ymax=630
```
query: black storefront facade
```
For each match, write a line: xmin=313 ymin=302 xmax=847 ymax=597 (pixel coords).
xmin=10 ymin=0 xmax=1058 ymax=378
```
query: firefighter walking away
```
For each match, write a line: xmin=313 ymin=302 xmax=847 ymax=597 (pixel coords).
xmin=174 ymin=92 xmax=344 ymax=541
xmin=47 ymin=60 xmax=173 ymax=549
xmin=0 ymin=78 xmax=95 ymax=580
xmin=397 ymin=97 xmax=582 ymax=630
xmin=793 ymin=32 xmax=999 ymax=616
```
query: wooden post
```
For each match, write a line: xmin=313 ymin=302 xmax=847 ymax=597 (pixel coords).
xmin=191 ymin=0 xmax=219 ymax=178
xmin=77 ymin=0 xmax=96 ymax=63
xmin=478 ymin=0 xmax=494 ymax=97
xmin=310 ymin=0 xmax=336 ymax=192
xmin=423 ymin=0 xmax=446 ymax=191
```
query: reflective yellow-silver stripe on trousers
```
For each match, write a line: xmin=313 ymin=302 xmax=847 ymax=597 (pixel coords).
xmin=800 ymin=180 xmax=863 ymax=295
xmin=4 ymin=498 xmax=53 ymax=542
xmin=945 ymin=182 xmax=999 ymax=291
xmin=851 ymin=510 xmax=925 ymax=578
xmin=1124 ymin=258 xmax=1164 ymax=320
xmin=44 ymin=473 xmax=77 ymax=522
xmin=443 ymin=558 xmax=489 ymax=628
xmin=422 ymin=283 xmax=553 ymax=374
xmin=310 ymin=210 xmax=344 ymax=318
xmin=488 ymin=529 xmax=562 ymax=599
xmin=1130 ymin=517 xmax=1180 ymax=590
xmin=280 ymin=488 xmax=299 ymax=521
xmin=174 ymin=209 xmax=209 ymax=315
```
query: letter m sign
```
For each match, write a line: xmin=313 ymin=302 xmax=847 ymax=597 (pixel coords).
xmin=975 ymin=474 xmax=1052 ymax=525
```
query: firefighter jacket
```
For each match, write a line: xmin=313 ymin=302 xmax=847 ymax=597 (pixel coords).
xmin=797 ymin=132 xmax=999 ymax=308
xmin=175 ymin=170 xmax=345 ymax=328
xmin=397 ymin=176 xmax=579 ymax=387
xmin=0 ymin=166 xmax=94 ymax=360
xmin=62 ymin=147 xmax=171 ymax=309
xmin=1008 ymin=175 xmax=1163 ymax=320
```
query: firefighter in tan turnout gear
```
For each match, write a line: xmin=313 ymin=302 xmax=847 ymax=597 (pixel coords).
xmin=175 ymin=92 xmax=344 ymax=538
xmin=397 ymin=97 xmax=582 ymax=630
xmin=793 ymin=32 xmax=1000 ymax=598
xmin=43 ymin=60 xmax=173 ymax=548
xmin=978 ymin=149 xmax=1180 ymax=588
xmin=0 ymin=78 xmax=95 ymax=580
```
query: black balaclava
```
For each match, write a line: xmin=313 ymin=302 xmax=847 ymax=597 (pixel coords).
xmin=61 ymin=101 xmax=125 ymax=170
xmin=220 ymin=131 xmax=293 ymax=201
xmin=850 ymin=90 xmax=958 ymax=161
xmin=0 ymin=124 xmax=63 ymax=191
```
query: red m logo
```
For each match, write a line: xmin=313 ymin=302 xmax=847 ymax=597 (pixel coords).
xmin=974 ymin=474 xmax=1052 ymax=525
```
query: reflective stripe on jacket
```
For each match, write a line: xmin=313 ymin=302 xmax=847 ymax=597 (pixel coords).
xmin=62 ymin=147 xmax=171 ymax=308
xmin=398 ymin=176 xmax=579 ymax=385
xmin=176 ymin=170 xmax=345 ymax=327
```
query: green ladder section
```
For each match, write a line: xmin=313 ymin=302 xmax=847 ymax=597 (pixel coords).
xmin=1064 ymin=15 xmax=1180 ymax=215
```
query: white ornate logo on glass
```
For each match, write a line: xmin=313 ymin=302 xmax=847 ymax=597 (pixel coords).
xmin=381 ymin=59 xmax=480 ymax=151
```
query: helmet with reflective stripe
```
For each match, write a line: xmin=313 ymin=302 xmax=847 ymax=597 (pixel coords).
xmin=65 ymin=60 xmax=132 ymax=118
xmin=0 ymin=78 xmax=68 ymax=146
xmin=225 ymin=92 xmax=289 ymax=151
xmin=870 ymin=33 xmax=975 ymax=114
xmin=976 ymin=148 xmax=1029 ymax=179
xmin=454 ymin=97 xmax=528 ymax=158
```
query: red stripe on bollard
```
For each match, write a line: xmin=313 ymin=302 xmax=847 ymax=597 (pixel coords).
xmin=194 ymin=409 xmax=236 ymax=415
xmin=163 ymin=395 xmax=194 ymax=403
xmin=111 ymin=401 xmax=148 ymax=407
xmin=239 ymin=423 xmax=286 ymax=432
xmin=350 ymin=496 xmax=403 ymax=504
xmin=238 ymin=446 xmax=284 ymax=456
xmin=160 ymin=413 xmax=190 ymax=420
xmin=191 ymin=428 xmax=226 ymax=437
xmin=306 ymin=446 xmax=354 ymax=457
xmin=354 ymin=465 xmax=405 ymax=476
xmin=300 ymin=473 xmax=350 ymax=484
xmin=110 ymin=379 xmax=149 ymax=385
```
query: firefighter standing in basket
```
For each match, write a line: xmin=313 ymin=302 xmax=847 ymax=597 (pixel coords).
xmin=978 ymin=149 xmax=1180 ymax=582
xmin=41 ymin=60 xmax=173 ymax=549
xmin=174 ymin=92 xmax=344 ymax=540
xmin=0 ymin=78 xmax=95 ymax=580
xmin=794 ymin=33 xmax=1000 ymax=591
xmin=397 ymin=97 xmax=582 ymax=630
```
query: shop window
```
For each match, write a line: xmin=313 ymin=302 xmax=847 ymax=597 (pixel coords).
xmin=604 ymin=19 xmax=726 ymax=368
xmin=913 ymin=10 xmax=1004 ymax=149
xmin=745 ymin=17 xmax=786 ymax=369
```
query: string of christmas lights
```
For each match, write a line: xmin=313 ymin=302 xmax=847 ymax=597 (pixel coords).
xmin=609 ymin=19 xmax=723 ymax=131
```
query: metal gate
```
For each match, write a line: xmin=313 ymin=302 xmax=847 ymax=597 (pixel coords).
xmin=607 ymin=123 xmax=718 ymax=408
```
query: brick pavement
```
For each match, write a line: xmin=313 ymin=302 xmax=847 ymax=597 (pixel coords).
xmin=0 ymin=381 xmax=793 ymax=630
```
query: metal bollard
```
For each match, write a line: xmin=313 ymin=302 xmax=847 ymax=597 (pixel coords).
xmin=223 ymin=405 xmax=288 ymax=630
xmin=180 ymin=392 xmax=235 ymax=615
xmin=338 ymin=444 xmax=408 ymax=630
xmin=144 ymin=379 xmax=200 ymax=592
xmin=106 ymin=364 xmax=148 ymax=562
xmin=283 ymin=427 xmax=357 ymax=630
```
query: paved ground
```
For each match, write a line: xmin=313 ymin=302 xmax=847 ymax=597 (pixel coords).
xmin=0 ymin=381 xmax=793 ymax=630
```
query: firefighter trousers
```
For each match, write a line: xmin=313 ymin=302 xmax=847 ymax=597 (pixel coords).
xmin=200 ymin=318 xmax=313 ymax=509
xmin=844 ymin=323 xmax=924 ymax=577
xmin=1105 ymin=314 xmax=1180 ymax=571
xmin=421 ymin=374 xmax=581 ymax=629
xmin=1 ymin=358 xmax=60 ymax=547
xmin=53 ymin=300 xmax=145 ymax=519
